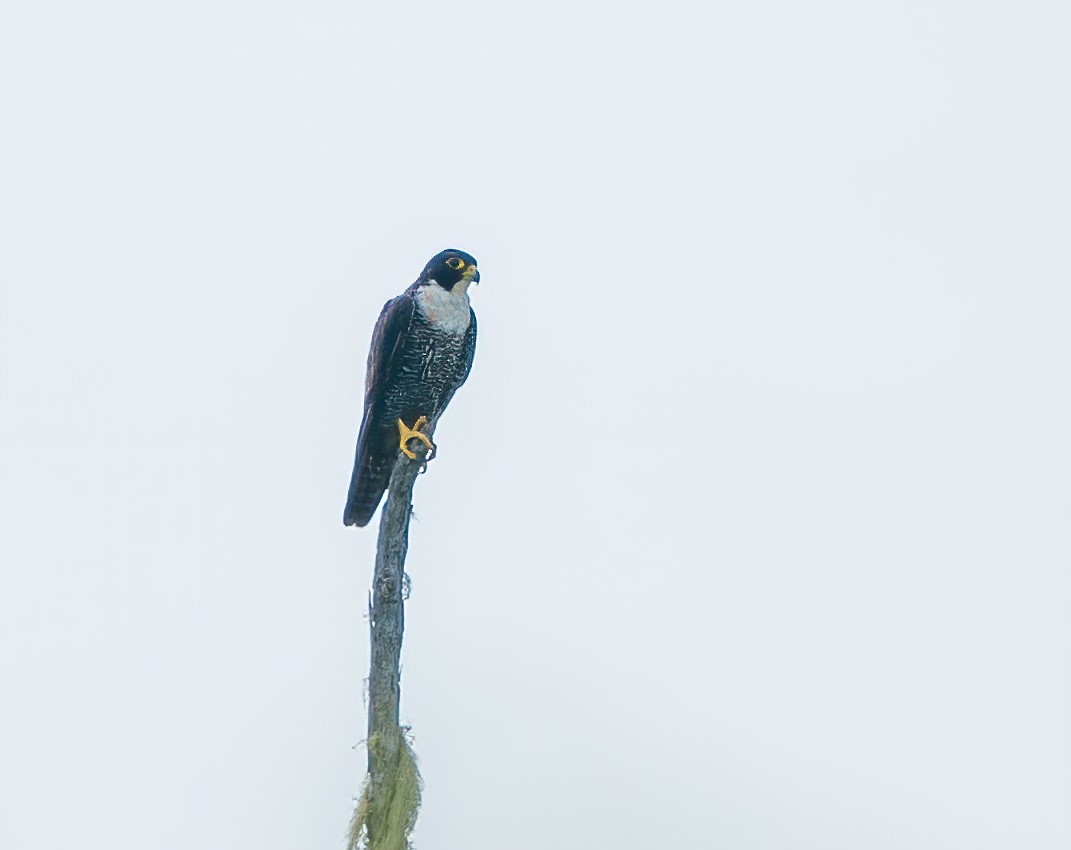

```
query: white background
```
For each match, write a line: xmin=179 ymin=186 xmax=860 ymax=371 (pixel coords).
xmin=1 ymin=0 xmax=1068 ymax=847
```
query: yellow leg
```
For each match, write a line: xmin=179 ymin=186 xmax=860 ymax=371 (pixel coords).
xmin=397 ymin=416 xmax=436 ymax=460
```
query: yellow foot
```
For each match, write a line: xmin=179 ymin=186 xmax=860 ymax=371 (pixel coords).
xmin=397 ymin=416 xmax=436 ymax=461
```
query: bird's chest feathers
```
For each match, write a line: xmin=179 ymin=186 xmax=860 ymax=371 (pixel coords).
xmin=415 ymin=283 xmax=472 ymax=334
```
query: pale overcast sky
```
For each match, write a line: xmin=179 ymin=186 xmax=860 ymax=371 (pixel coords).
xmin=1 ymin=1 xmax=1069 ymax=848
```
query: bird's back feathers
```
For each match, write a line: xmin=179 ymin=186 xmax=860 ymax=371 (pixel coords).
xmin=343 ymin=294 xmax=416 ymax=527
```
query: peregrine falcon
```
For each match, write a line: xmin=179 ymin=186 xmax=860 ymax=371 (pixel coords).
xmin=343 ymin=249 xmax=479 ymax=527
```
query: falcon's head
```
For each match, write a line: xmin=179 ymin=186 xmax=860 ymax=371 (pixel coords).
xmin=424 ymin=249 xmax=479 ymax=292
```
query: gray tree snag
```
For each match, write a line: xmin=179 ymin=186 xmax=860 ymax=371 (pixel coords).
xmin=347 ymin=427 xmax=437 ymax=850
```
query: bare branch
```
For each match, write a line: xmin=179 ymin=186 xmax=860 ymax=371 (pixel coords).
xmin=348 ymin=425 xmax=437 ymax=850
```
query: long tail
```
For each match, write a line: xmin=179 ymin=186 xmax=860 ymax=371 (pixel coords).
xmin=343 ymin=423 xmax=395 ymax=527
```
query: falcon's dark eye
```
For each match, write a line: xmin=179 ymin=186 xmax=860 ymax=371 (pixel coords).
xmin=446 ymin=258 xmax=464 ymax=270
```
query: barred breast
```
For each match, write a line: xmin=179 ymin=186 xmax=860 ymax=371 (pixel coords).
xmin=383 ymin=284 xmax=472 ymax=422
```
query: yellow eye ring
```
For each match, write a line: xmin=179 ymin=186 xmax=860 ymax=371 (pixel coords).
xmin=446 ymin=257 xmax=464 ymax=270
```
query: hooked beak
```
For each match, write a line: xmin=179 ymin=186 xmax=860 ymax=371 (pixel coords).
xmin=462 ymin=263 xmax=480 ymax=284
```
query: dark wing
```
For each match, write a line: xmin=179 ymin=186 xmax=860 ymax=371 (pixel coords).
xmin=343 ymin=293 xmax=416 ymax=527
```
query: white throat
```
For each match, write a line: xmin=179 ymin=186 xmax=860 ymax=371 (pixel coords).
xmin=415 ymin=282 xmax=472 ymax=334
